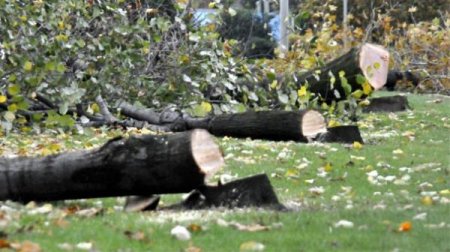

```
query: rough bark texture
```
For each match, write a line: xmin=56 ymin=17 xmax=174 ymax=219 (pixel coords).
xmin=119 ymin=104 xmax=327 ymax=142
xmin=364 ymin=95 xmax=410 ymax=113
xmin=171 ymin=174 xmax=285 ymax=210
xmin=315 ymin=126 xmax=364 ymax=144
xmin=203 ymin=110 xmax=326 ymax=142
xmin=0 ymin=130 xmax=223 ymax=202
xmin=295 ymin=43 xmax=389 ymax=102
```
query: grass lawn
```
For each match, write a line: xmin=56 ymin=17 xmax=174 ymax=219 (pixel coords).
xmin=1 ymin=92 xmax=449 ymax=251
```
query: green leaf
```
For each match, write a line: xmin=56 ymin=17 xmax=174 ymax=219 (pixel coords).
xmin=351 ymin=90 xmax=364 ymax=99
xmin=191 ymin=102 xmax=212 ymax=117
xmin=23 ymin=61 xmax=33 ymax=71
xmin=340 ymin=75 xmax=352 ymax=96
xmin=56 ymin=63 xmax=66 ymax=73
xmin=356 ymin=74 xmax=366 ymax=85
xmin=8 ymin=85 xmax=21 ymax=96
xmin=16 ymin=101 xmax=29 ymax=110
xmin=45 ymin=61 xmax=56 ymax=71
xmin=7 ymin=103 xmax=18 ymax=112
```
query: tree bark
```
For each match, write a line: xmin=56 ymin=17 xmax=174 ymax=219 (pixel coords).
xmin=363 ymin=95 xmax=410 ymax=113
xmin=202 ymin=110 xmax=327 ymax=142
xmin=295 ymin=43 xmax=390 ymax=102
xmin=0 ymin=129 xmax=224 ymax=202
xmin=315 ymin=126 xmax=363 ymax=144
xmin=169 ymin=174 xmax=285 ymax=210
xmin=119 ymin=104 xmax=328 ymax=142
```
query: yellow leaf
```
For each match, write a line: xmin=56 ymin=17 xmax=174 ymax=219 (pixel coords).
xmin=392 ymin=149 xmax=403 ymax=155
xmin=91 ymin=103 xmax=100 ymax=113
xmin=285 ymin=168 xmax=299 ymax=178
xmin=362 ymin=81 xmax=372 ymax=95
xmin=270 ymin=80 xmax=278 ymax=90
xmin=373 ymin=62 xmax=381 ymax=70
xmin=200 ymin=101 xmax=212 ymax=113
xmin=0 ymin=95 xmax=7 ymax=104
xmin=324 ymin=162 xmax=333 ymax=172
xmin=328 ymin=119 xmax=340 ymax=128
xmin=49 ymin=143 xmax=61 ymax=153
xmin=58 ymin=21 xmax=65 ymax=30
xmin=297 ymin=86 xmax=307 ymax=97
xmin=353 ymin=141 xmax=363 ymax=150
xmin=358 ymin=99 xmax=370 ymax=106
xmin=439 ymin=189 xmax=450 ymax=196
xmin=208 ymin=2 xmax=215 ymax=8
xmin=23 ymin=61 xmax=33 ymax=71
xmin=421 ymin=196 xmax=433 ymax=206
xmin=55 ymin=34 xmax=68 ymax=42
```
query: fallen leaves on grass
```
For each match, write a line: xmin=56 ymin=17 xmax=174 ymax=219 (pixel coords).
xmin=124 ymin=230 xmax=147 ymax=241
xmin=352 ymin=141 xmax=363 ymax=150
xmin=171 ymin=225 xmax=191 ymax=241
xmin=413 ymin=212 xmax=427 ymax=221
xmin=308 ymin=186 xmax=325 ymax=196
xmin=398 ymin=221 xmax=412 ymax=232
xmin=10 ymin=241 xmax=41 ymax=252
xmin=421 ymin=196 xmax=434 ymax=206
xmin=216 ymin=219 xmax=271 ymax=232
xmin=334 ymin=220 xmax=354 ymax=228
xmin=75 ymin=242 xmax=93 ymax=250
xmin=240 ymin=241 xmax=265 ymax=251
xmin=187 ymin=223 xmax=203 ymax=233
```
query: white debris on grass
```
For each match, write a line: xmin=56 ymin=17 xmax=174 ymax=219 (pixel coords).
xmin=170 ymin=225 xmax=191 ymax=241
xmin=334 ymin=220 xmax=354 ymax=228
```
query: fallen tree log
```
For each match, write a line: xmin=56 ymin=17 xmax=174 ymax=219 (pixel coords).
xmin=0 ymin=129 xmax=224 ymax=202
xmin=119 ymin=105 xmax=328 ymax=142
xmin=201 ymin=110 xmax=327 ymax=142
xmin=295 ymin=43 xmax=390 ymax=102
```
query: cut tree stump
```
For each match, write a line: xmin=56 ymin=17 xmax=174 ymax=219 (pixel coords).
xmin=315 ymin=126 xmax=364 ymax=144
xmin=170 ymin=174 xmax=285 ymax=210
xmin=0 ymin=129 xmax=224 ymax=202
xmin=123 ymin=174 xmax=285 ymax=211
xmin=363 ymin=95 xmax=410 ymax=113
xmin=295 ymin=43 xmax=390 ymax=102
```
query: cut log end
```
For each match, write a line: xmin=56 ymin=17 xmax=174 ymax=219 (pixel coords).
xmin=359 ymin=43 xmax=390 ymax=90
xmin=191 ymin=129 xmax=224 ymax=178
xmin=301 ymin=110 xmax=327 ymax=138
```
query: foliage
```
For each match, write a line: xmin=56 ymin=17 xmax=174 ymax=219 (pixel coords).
xmin=1 ymin=93 xmax=449 ymax=251
xmin=0 ymin=0 xmax=255 ymax=129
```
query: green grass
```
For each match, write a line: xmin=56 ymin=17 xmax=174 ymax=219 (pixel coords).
xmin=1 ymin=92 xmax=449 ymax=251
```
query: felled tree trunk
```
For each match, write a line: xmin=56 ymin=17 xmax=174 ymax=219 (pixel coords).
xmin=295 ymin=43 xmax=390 ymax=102
xmin=0 ymin=130 xmax=224 ymax=202
xmin=119 ymin=104 xmax=328 ymax=142
xmin=202 ymin=110 xmax=327 ymax=142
